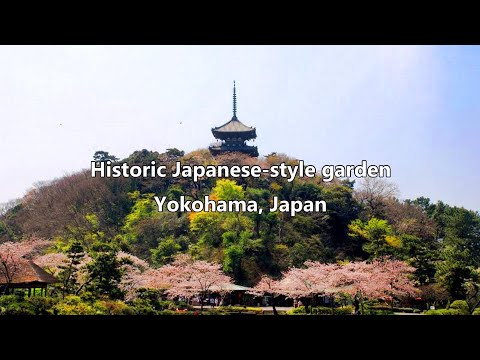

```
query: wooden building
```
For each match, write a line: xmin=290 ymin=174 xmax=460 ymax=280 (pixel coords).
xmin=0 ymin=260 xmax=58 ymax=296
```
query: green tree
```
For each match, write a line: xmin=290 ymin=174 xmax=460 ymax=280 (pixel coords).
xmin=245 ymin=188 xmax=271 ymax=238
xmin=122 ymin=192 xmax=190 ymax=245
xmin=83 ymin=244 xmax=126 ymax=300
xmin=402 ymin=234 xmax=438 ymax=284
xmin=165 ymin=148 xmax=185 ymax=159
xmin=409 ymin=196 xmax=436 ymax=217
xmin=150 ymin=236 xmax=181 ymax=266
xmin=443 ymin=207 xmax=480 ymax=262
xmin=348 ymin=217 xmax=401 ymax=259
xmin=59 ymin=241 xmax=86 ymax=298
xmin=436 ymin=244 xmax=477 ymax=299
xmin=435 ymin=206 xmax=480 ymax=299
xmin=93 ymin=151 xmax=119 ymax=162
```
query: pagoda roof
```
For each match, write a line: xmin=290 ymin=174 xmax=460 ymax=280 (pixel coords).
xmin=212 ymin=117 xmax=255 ymax=133
xmin=210 ymin=81 xmax=257 ymax=145
xmin=209 ymin=143 xmax=259 ymax=157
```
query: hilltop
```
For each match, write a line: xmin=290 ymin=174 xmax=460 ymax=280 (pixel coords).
xmin=1 ymin=148 xmax=479 ymax=300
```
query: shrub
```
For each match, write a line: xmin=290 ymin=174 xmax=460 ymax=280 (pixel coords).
xmin=131 ymin=289 xmax=173 ymax=311
xmin=204 ymin=308 xmax=228 ymax=315
xmin=0 ymin=295 xmax=19 ymax=307
xmin=93 ymin=300 xmax=134 ymax=315
xmin=27 ymin=297 xmax=58 ymax=315
xmin=176 ymin=301 xmax=194 ymax=310
xmin=449 ymin=300 xmax=469 ymax=315
xmin=334 ymin=305 xmax=355 ymax=315
xmin=136 ymin=288 xmax=162 ymax=303
xmin=368 ymin=305 xmax=420 ymax=314
xmin=311 ymin=307 xmax=332 ymax=315
xmin=158 ymin=309 xmax=177 ymax=315
xmin=286 ymin=306 xmax=306 ymax=315
xmin=62 ymin=295 xmax=83 ymax=305
xmin=287 ymin=306 xmax=354 ymax=315
xmin=54 ymin=296 xmax=96 ymax=315
xmin=0 ymin=295 xmax=35 ymax=315
xmin=168 ymin=302 xmax=178 ymax=311
xmin=80 ymin=292 xmax=97 ymax=304
xmin=310 ymin=306 xmax=354 ymax=315
xmin=219 ymin=306 xmax=264 ymax=314
xmin=158 ymin=300 xmax=174 ymax=310
xmin=472 ymin=308 xmax=480 ymax=315
xmin=424 ymin=309 xmax=463 ymax=315
xmin=1 ymin=302 xmax=35 ymax=315
xmin=395 ymin=307 xmax=421 ymax=314
xmin=131 ymin=299 xmax=160 ymax=315
xmin=363 ymin=307 xmax=393 ymax=315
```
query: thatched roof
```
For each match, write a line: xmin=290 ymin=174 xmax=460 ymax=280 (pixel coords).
xmin=0 ymin=260 xmax=58 ymax=285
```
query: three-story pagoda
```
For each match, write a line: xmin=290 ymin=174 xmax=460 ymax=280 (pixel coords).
xmin=209 ymin=82 xmax=258 ymax=157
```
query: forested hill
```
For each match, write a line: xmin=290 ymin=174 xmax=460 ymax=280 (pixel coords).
xmin=1 ymin=148 xmax=479 ymax=298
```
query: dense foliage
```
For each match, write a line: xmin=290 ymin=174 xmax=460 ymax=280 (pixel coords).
xmin=1 ymin=148 xmax=480 ymax=314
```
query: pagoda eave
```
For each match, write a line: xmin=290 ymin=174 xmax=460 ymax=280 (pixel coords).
xmin=209 ymin=145 xmax=259 ymax=157
xmin=211 ymin=129 xmax=257 ymax=140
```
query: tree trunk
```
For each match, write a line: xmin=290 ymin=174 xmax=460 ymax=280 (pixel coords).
xmin=270 ymin=293 xmax=278 ymax=316
xmin=2 ymin=284 xmax=9 ymax=295
xmin=354 ymin=297 xmax=360 ymax=314
xmin=255 ymin=218 xmax=260 ymax=238
xmin=469 ymin=298 xmax=480 ymax=315
xmin=75 ymin=274 xmax=96 ymax=295
xmin=303 ymin=297 xmax=311 ymax=314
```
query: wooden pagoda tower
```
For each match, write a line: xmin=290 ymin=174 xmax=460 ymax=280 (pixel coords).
xmin=209 ymin=82 xmax=258 ymax=157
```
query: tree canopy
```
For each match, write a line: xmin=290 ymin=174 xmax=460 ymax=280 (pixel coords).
xmin=1 ymin=148 xmax=480 ymax=312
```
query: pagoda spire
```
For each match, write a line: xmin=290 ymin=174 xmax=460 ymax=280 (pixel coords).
xmin=209 ymin=81 xmax=258 ymax=157
xmin=232 ymin=80 xmax=237 ymax=120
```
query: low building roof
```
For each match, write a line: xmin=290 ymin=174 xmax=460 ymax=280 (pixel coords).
xmin=0 ymin=260 xmax=58 ymax=285
xmin=210 ymin=283 xmax=252 ymax=292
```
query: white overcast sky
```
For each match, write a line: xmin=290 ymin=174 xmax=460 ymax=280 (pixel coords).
xmin=0 ymin=45 xmax=479 ymax=211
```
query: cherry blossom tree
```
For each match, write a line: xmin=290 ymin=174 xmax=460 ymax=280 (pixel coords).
xmin=370 ymin=259 xmax=417 ymax=307
xmin=117 ymin=251 xmax=149 ymax=270
xmin=274 ymin=259 xmax=417 ymax=314
xmin=329 ymin=261 xmax=376 ymax=314
xmin=330 ymin=259 xmax=417 ymax=313
xmin=34 ymin=249 xmax=171 ymax=301
xmin=0 ymin=237 xmax=52 ymax=294
xmin=34 ymin=252 xmax=69 ymax=277
xmin=161 ymin=254 xmax=233 ymax=311
xmin=248 ymin=275 xmax=282 ymax=315
xmin=118 ymin=252 xmax=171 ymax=301
xmin=278 ymin=268 xmax=313 ymax=303
xmin=278 ymin=262 xmax=338 ymax=313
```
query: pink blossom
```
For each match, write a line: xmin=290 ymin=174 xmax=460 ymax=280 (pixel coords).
xmin=0 ymin=237 xmax=52 ymax=285
xmin=118 ymin=252 xmax=171 ymax=301
xmin=33 ymin=252 xmax=68 ymax=276
xmin=162 ymin=254 xmax=233 ymax=309
xmin=248 ymin=275 xmax=282 ymax=297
